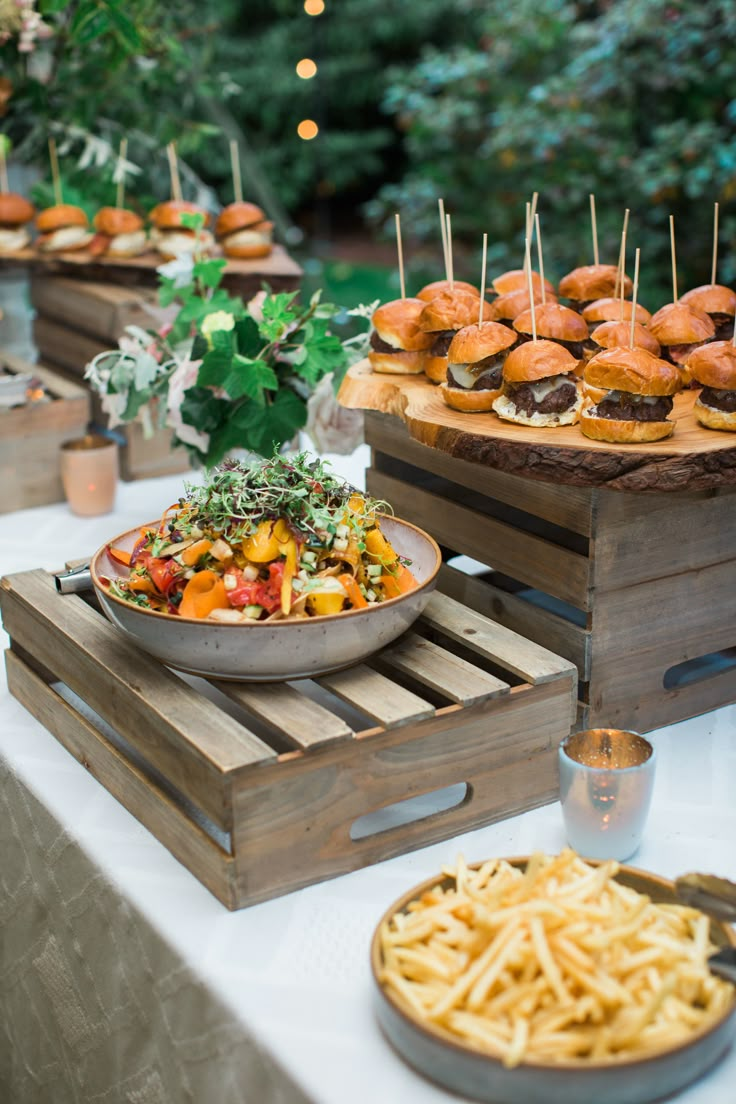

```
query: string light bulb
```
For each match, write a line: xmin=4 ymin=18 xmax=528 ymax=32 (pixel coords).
xmin=296 ymin=58 xmax=317 ymax=79
xmin=297 ymin=119 xmax=319 ymax=140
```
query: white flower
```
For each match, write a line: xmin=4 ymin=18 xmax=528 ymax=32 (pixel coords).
xmin=305 ymin=373 xmax=365 ymax=455
xmin=165 ymin=358 xmax=209 ymax=454
xmin=246 ymin=290 xmax=267 ymax=323
xmin=156 ymin=253 xmax=194 ymax=287
xmin=201 ymin=310 xmax=235 ymax=348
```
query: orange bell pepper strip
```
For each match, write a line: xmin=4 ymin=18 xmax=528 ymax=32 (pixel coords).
xmin=365 ymin=527 xmax=398 ymax=567
xmin=107 ymin=545 xmax=132 ymax=567
xmin=379 ymin=563 xmax=418 ymax=599
xmin=180 ymin=538 xmax=213 ymax=566
xmin=338 ymin=572 xmax=368 ymax=610
xmin=126 ymin=575 xmax=157 ymax=595
xmin=242 ymin=518 xmax=291 ymax=562
xmin=179 ymin=570 xmax=230 ymax=619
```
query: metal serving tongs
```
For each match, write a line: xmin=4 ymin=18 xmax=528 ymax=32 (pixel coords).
xmin=54 ymin=562 xmax=92 ymax=594
xmin=675 ymin=873 xmax=736 ymax=984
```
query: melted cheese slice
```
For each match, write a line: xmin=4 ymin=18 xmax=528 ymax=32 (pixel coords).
xmin=0 ymin=226 xmax=31 ymax=252
xmin=447 ymin=362 xmax=501 ymax=389
xmin=222 ymin=228 xmax=272 ymax=248
xmin=38 ymin=225 xmax=93 ymax=251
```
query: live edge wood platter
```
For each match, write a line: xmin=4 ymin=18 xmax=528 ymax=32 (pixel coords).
xmin=0 ymin=567 xmax=576 ymax=910
xmin=339 ymin=360 xmax=736 ymax=735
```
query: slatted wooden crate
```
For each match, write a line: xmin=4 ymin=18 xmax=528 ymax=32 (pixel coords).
xmin=363 ymin=413 xmax=736 ymax=735
xmin=0 ymin=351 xmax=90 ymax=513
xmin=0 ymin=567 xmax=576 ymax=910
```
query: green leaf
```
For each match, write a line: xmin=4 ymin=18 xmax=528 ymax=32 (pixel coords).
xmin=197 ymin=349 xmax=232 ymax=388
xmin=191 ymin=334 xmax=209 ymax=361
xmin=210 ymin=328 xmax=235 ymax=353
xmin=180 ymin=211 xmax=205 ymax=232
xmin=158 ymin=277 xmax=182 ymax=309
xmin=247 ymin=389 xmax=307 ymax=455
xmin=179 ymin=387 xmax=230 ymax=434
xmin=194 ymin=257 xmax=227 ymax=289
xmin=258 ymin=291 xmax=299 ymax=341
xmin=290 ymin=320 xmax=347 ymax=386
xmin=222 ymin=356 xmax=278 ymax=402
xmin=234 ymin=316 xmax=262 ymax=358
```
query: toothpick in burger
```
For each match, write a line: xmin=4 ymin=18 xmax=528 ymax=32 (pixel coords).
xmin=680 ymin=284 xmax=736 ymax=342
xmin=417 ymin=289 xmax=493 ymax=383
xmin=35 ymin=203 xmax=93 ymax=253
xmin=492 ymin=339 xmax=582 ymax=427
xmin=513 ymin=301 xmax=589 ymax=365
xmin=416 ymin=279 xmax=479 ymax=302
xmin=90 ymin=206 xmax=148 ymax=258
xmin=0 ymin=192 xmax=35 ymax=253
xmin=149 ymin=200 xmax=214 ymax=260
xmin=580 ymin=346 xmax=682 ymax=443
xmin=558 ymin=264 xmax=632 ymax=312
xmin=683 ymin=341 xmax=736 ymax=432
xmin=441 ymin=321 xmax=518 ymax=412
xmin=215 ymin=201 xmax=273 ymax=259
xmin=368 ymin=298 xmax=433 ymax=375
xmin=648 ymin=301 xmax=714 ymax=380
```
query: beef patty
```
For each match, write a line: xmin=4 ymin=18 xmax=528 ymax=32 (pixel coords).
xmin=446 ymin=356 xmax=504 ymax=392
xmin=699 ymin=386 xmax=736 ymax=413
xmin=595 ymin=392 xmax=674 ymax=421
xmin=506 ymin=375 xmax=578 ymax=416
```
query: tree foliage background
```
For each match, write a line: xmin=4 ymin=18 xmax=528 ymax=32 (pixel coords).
xmin=2 ymin=0 xmax=736 ymax=304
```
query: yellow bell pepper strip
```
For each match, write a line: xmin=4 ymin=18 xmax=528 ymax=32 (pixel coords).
xmin=180 ymin=538 xmax=213 ymax=566
xmin=280 ymin=535 xmax=299 ymax=615
xmin=379 ymin=563 xmax=418 ymax=599
xmin=338 ymin=572 xmax=368 ymax=610
xmin=365 ymin=527 xmax=398 ymax=567
xmin=306 ymin=590 xmax=346 ymax=616
xmin=179 ymin=570 xmax=230 ymax=619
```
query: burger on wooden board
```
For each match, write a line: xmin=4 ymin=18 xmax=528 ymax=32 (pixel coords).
xmin=586 ymin=319 xmax=661 ymax=362
xmin=582 ymin=297 xmax=652 ymax=328
xmin=512 ymin=301 xmax=589 ymax=364
xmin=416 ymin=279 xmax=479 ymax=302
xmin=683 ymin=340 xmax=736 ymax=432
xmin=488 ymin=286 xmax=556 ymax=326
xmin=580 ymin=346 xmax=682 ymax=443
xmin=648 ymin=301 xmax=715 ymax=376
xmin=417 ymin=289 xmax=493 ymax=383
xmin=148 ymin=199 xmax=214 ymax=260
xmin=492 ymin=339 xmax=582 ymax=427
xmin=0 ymin=192 xmax=35 ymax=253
xmin=558 ymin=264 xmax=633 ymax=311
xmin=440 ymin=321 xmax=517 ymax=412
xmin=368 ymin=298 xmax=433 ymax=375
xmin=215 ymin=201 xmax=273 ymax=259
xmin=90 ymin=206 xmax=147 ymax=258
xmin=680 ymin=284 xmax=736 ymax=342
xmin=35 ymin=203 xmax=93 ymax=253
xmin=491 ymin=268 xmax=556 ymax=298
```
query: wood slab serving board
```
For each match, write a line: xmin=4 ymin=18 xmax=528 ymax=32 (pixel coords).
xmin=339 ymin=360 xmax=736 ymax=492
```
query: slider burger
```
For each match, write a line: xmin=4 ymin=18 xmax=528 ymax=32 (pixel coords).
xmin=0 ymin=192 xmax=35 ymax=253
xmin=492 ymin=339 xmax=582 ymax=427
xmin=440 ymin=321 xmax=517 ymax=412
xmin=648 ymin=301 xmax=714 ymax=376
xmin=512 ymin=301 xmax=589 ymax=364
xmin=35 ymin=203 xmax=93 ymax=253
xmin=417 ymin=279 xmax=479 ymax=302
xmin=90 ymin=206 xmax=147 ymax=258
xmin=368 ymin=297 xmax=433 ymax=374
xmin=580 ymin=346 xmax=682 ymax=443
xmin=558 ymin=264 xmax=632 ymax=312
xmin=215 ymin=201 xmax=273 ymax=259
xmin=149 ymin=199 xmax=214 ymax=260
xmin=680 ymin=284 xmax=736 ymax=341
xmin=582 ymin=297 xmax=652 ymax=328
xmin=683 ymin=341 xmax=736 ymax=432
xmin=417 ymin=289 xmax=493 ymax=383
xmin=488 ymin=286 xmax=556 ymax=326
xmin=586 ymin=320 xmax=661 ymax=360
xmin=492 ymin=268 xmax=556 ymax=298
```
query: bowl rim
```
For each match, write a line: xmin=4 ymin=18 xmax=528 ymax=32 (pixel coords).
xmin=370 ymin=855 xmax=736 ymax=1074
xmin=90 ymin=513 xmax=442 ymax=628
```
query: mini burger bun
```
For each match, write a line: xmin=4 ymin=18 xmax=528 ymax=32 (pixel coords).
xmin=684 ymin=340 xmax=736 ymax=390
xmin=372 ymin=298 xmax=433 ymax=352
xmin=513 ymin=302 xmax=588 ymax=343
xmin=502 ymin=338 xmax=578 ymax=383
xmin=492 ymin=269 xmax=556 ymax=297
xmin=215 ymin=201 xmax=265 ymax=239
xmin=584 ymin=347 xmax=682 ymax=396
xmin=580 ymin=408 xmax=674 ymax=443
xmin=424 ymin=356 xmax=449 ymax=383
xmin=221 ymin=230 xmax=273 ymax=260
xmin=36 ymin=203 xmax=89 ymax=232
xmin=416 ymin=279 xmax=479 ymax=302
xmin=0 ymin=192 xmax=35 ymax=225
xmin=93 ymin=206 xmax=143 ymax=235
xmin=440 ymin=382 xmax=500 ymax=412
xmin=680 ymin=284 xmax=736 ymax=318
xmin=447 ymin=320 xmax=517 ymax=364
xmin=589 ymin=320 xmax=661 ymax=357
xmin=149 ymin=200 xmax=210 ymax=230
xmin=488 ymin=287 xmax=555 ymax=323
xmin=582 ymin=297 xmax=652 ymax=326
xmin=368 ymin=349 xmax=426 ymax=375
xmin=492 ymin=390 xmax=583 ymax=427
xmin=693 ymin=398 xmax=736 ymax=432
xmin=648 ymin=301 xmax=715 ymax=345
xmin=418 ymin=289 xmax=492 ymax=333
xmin=559 ymin=264 xmax=632 ymax=303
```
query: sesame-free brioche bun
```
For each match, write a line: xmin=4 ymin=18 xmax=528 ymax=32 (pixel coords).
xmin=680 ymin=284 xmax=736 ymax=318
xmin=492 ymin=269 xmax=556 ymax=297
xmin=93 ymin=206 xmax=143 ymax=235
xmin=582 ymin=297 xmax=652 ymax=326
xmin=488 ymin=287 xmax=555 ymax=322
xmin=447 ymin=320 xmax=517 ymax=364
xmin=416 ymin=279 xmax=479 ymax=302
xmin=368 ymin=349 xmax=427 ymax=375
xmin=693 ymin=399 xmax=736 ymax=431
xmin=215 ymin=201 xmax=265 ymax=238
xmin=579 ymin=408 xmax=675 ymax=443
xmin=36 ymin=203 xmax=89 ymax=232
xmin=584 ymin=347 xmax=682 ymax=396
xmin=648 ymin=301 xmax=715 ymax=345
xmin=559 ymin=264 xmax=632 ymax=303
xmin=684 ymin=340 xmax=736 ymax=390
xmin=440 ymin=382 xmax=500 ymax=412
xmin=493 ymin=390 xmax=583 ymax=427
xmin=589 ymin=321 xmax=661 ymax=356
xmin=513 ymin=302 xmax=588 ymax=342
xmin=371 ymin=297 xmax=434 ymax=352
xmin=149 ymin=200 xmax=210 ymax=229
xmin=502 ymin=338 xmax=578 ymax=384
xmin=418 ymin=289 xmax=492 ymax=333
xmin=0 ymin=192 xmax=35 ymax=225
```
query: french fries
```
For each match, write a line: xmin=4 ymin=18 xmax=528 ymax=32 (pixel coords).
xmin=377 ymin=851 xmax=734 ymax=1068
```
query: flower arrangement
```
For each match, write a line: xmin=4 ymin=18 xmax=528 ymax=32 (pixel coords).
xmin=85 ymin=213 xmax=372 ymax=467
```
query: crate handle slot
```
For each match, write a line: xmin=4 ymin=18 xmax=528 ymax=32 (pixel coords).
xmin=663 ymin=648 xmax=736 ymax=691
xmin=350 ymin=783 xmax=470 ymax=842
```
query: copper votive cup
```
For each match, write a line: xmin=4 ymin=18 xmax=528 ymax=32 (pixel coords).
xmin=60 ymin=434 xmax=119 ymax=517
xmin=558 ymin=728 xmax=656 ymax=861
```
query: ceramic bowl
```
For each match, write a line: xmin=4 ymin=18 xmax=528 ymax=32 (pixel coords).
xmin=371 ymin=858 xmax=736 ymax=1104
xmin=90 ymin=515 xmax=441 ymax=681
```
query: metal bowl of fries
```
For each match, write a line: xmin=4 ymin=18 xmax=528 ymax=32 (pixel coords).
xmin=91 ymin=515 xmax=442 ymax=681
xmin=370 ymin=852 xmax=736 ymax=1104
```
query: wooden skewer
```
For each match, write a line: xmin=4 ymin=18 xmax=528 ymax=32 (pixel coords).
xmin=230 ymin=139 xmax=243 ymax=204
xmin=115 ymin=138 xmax=128 ymax=209
xmin=629 ymin=248 xmax=641 ymax=350
xmin=438 ymin=198 xmax=449 ymax=282
xmin=48 ymin=137 xmax=62 ymax=206
xmin=523 ymin=194 xmax=538 ymax=274
xmin=395 ymin=212 xmax=405 ymax=300
xmin=523 ymin=201 xmax=531 ymax=276
xmin=711 ymin=201 xmax=719 ymax=286
xmin=590 ymin=193 xmax=599 ymax=266
xmin=0 ymin=140 xmax=8 ymax=194
xmin=614 ymin=208 xmax=630 ymax=300
xmin=525 ymin=237 xmax=537 ymax=343
xmin=167 ymin=142 xmax=182 ymax=202
xmin=618 ymin=229 xmax=628 ymax=322
xmin=445 ymin=212 xmax=454 ymax=291
xmin=478 ymin=232 xmax=488 ymax=329
xmin=669 ymin=214 xmax=678 ymax=302
xmin=534 ymin=213 xmax=546 ymax=306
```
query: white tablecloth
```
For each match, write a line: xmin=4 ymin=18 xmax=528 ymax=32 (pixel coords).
xmin=1 ymin=452 xmax=735 ymax=1104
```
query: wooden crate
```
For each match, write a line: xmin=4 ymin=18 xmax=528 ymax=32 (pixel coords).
xmin=0 ymin=351 xmax=90 ymax=513
xmin=363 ymin=412 xmax=736 ymax=734
xmin=0 ymin=567 xmax=576 ymax=910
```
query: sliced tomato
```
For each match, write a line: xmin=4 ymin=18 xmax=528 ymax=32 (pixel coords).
xmin=227 ymin=561 xmax=285 ymax=614
xmin=147 ymin=556 xmax=185 ymax=596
